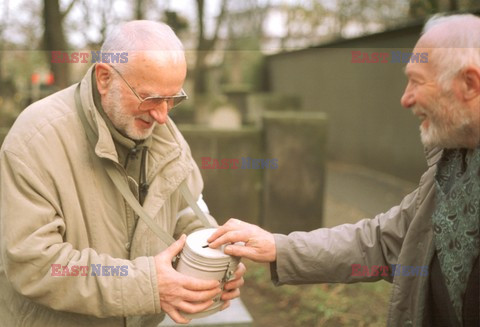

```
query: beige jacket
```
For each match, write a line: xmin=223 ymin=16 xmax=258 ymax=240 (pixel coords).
xmin=273 ymin=147 xmax=444 ymax=327
xmin=0 ymin=66 xmax=208 ymax=326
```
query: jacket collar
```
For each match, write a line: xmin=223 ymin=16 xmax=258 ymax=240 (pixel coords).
xmin=90 ymin=67 xmax=152 ymax=172
xmin=77 ymin=65 xmax=192 ymax=180
xmin=424 ymin=147 xmax=443 ymax=168
xmin=78 ymin=65 xmax=119 ymax=162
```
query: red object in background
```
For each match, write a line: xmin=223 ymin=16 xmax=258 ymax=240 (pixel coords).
xmin=31 ymin=73 xmax=40 ymax=85
xmin=31 ymin=72 xmax=55 ymax=85
xmin=45 ymin=73 xmax=55 ymax=85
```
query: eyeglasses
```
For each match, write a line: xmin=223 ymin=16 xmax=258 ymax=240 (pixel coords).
xmin=108 ymin=64 xmax=188 ymax=111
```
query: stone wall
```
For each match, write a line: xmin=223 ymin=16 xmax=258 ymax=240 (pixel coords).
xmin=266 ymin=24 xmax=428 ymax=182
xmin=179 ymin=111 xmax=328 ymax=233
xmin=262 ymin=112 xmax=327 ymax=233
xmin=179 ymin=125 xmax=263 ymax=226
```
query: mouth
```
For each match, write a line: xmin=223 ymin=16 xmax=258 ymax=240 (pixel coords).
xmin=135 ymin=116 xmax=155 ymax=129
xmin=418 ymin=114 xmax=427 ymax=122
xmin=411 ymin=107 xmax=430 ymax=130
xmin=416 ymin=114 xmax=430 ymax=130
xmin=412 ymin=108 xmax=427 ymax=121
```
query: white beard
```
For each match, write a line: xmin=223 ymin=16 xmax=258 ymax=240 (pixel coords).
xmin=103 ymin=79 xmax=156 ymax=141
xmin=415 ymin=93 xmax=476 ymax=149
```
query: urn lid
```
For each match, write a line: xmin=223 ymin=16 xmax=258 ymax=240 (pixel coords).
xmin=185 ymin=228 xmax=230 ymax=261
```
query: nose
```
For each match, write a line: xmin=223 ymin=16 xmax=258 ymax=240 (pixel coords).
xmin=148 ymin=101 xmax=169 ymax=125
xmin=400 ymin=85 xmax=415 ymax=108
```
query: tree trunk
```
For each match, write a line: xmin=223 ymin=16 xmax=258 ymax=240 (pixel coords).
xmin=194 ymin=0 xmax=207 ymax=95
xmin=43 ymin=0 xmax=70 ymax=89
xmin=135 ymin=0 xmax=144 ymax=20
xmin=448 ymin=0 xmax=458 ymax=11
xmin=428 ymin=0 xmax=439 ymax=12
xmin=193 ymin=49 xmax=209 ymax=94
xmin=193 ymin=0 xmax=228 ymax=96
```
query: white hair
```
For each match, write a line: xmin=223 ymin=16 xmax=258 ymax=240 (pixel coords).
xmin=422 ymin=14 xmax=480 ymax=89
xmin=101 ymin=20 xmax=185 ymax=72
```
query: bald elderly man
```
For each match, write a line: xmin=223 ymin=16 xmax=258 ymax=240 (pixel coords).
xmin=209 ymin=14 xmax=480 ymax=327
xmin=0 ymin=21 xmax=244 ymax=326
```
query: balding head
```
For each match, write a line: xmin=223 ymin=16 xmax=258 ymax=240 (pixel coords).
xmin=417 ymin=14 xmax=480 ymax=88
xmin=101 ymin=20 xmax=185 ymax=72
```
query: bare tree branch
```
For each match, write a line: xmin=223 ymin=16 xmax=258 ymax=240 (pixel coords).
xmin=61 ymin=0 xmax=77 ymax=20
xmin=209 ymin=0 xmax=228 ymax=50
xmin=448 ymin=0 xmax=458 ymax=11
xmin=196 ymin=0 xmax=205 ymax=49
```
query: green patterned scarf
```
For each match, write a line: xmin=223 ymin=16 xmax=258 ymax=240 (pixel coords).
xmin=432 ymin=147 xmax=480 ymax=324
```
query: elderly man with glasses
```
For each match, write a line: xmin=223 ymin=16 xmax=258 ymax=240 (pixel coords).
xmin=0 ymin=20 xmax=245 ymax=326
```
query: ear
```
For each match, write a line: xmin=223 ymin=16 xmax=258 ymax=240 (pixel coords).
xmin=459 ymin=66 xmax=480 ymax=101
xmin=95 ymin=63 xmax=113 ymax=96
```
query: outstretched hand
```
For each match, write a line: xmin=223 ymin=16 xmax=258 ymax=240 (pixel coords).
xmin=154 ymin=234 xmax=221 ymax=324
xmin=207 ymin=219 xmax=276 ymax=263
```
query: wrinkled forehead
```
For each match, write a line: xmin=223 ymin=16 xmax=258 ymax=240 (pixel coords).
xmin=123 ymin=51 xmax=187 ymax=95
xmin=413 ymin=22 xmax=461 ymax=65
xmin=127 ymin=50 xmax=186 ymax=67
xmin=404 ymin=46 xmax=435 ymax=78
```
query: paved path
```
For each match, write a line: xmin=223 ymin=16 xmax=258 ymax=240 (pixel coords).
xmin=159 ymin=299 xmax=253 ymax=327
xmin=324 ymin=161 xmax=419 ymax=227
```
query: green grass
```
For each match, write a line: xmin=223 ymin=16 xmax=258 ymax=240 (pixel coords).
xmin=241 ymin=262 xmax=392 ymax=327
